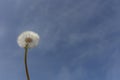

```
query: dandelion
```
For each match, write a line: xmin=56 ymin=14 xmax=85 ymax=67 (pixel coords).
xmin=17 ymin=31 xmax=40 ymax=80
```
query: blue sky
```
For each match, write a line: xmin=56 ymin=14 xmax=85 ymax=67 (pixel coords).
xmin=0 ymin=0 xmax=120 ymax=80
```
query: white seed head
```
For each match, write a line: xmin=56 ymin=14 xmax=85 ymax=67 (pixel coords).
xmin=17 ymin=31 xmax=40 ymax=48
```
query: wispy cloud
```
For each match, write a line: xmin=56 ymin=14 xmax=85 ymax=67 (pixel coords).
xmin=0 ymin=0 xmax=119 ymax=80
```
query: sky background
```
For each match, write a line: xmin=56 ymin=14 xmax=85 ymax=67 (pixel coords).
xmin=0 ymin=0 xmax=119 ymax=80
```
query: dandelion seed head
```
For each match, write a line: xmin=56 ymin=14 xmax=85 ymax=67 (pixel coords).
xmin=17 ymin=31 xmax=40 ymax=48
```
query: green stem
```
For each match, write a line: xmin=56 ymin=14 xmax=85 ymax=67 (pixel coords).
xmin=24 ymin=45 xmax=30 ymax=80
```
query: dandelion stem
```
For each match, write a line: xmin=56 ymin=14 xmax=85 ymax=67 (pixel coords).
xmin=24 ymin=45 xmax=30 ymax=80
